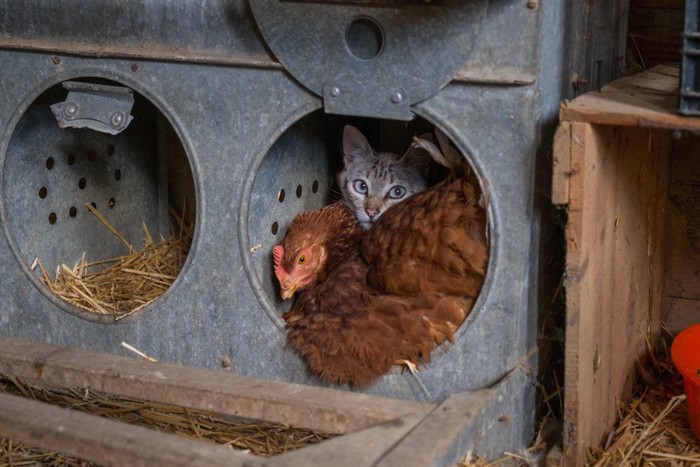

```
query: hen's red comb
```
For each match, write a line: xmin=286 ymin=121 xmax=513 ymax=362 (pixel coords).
xmin=272 ymin=245 xmax=288 ymax=282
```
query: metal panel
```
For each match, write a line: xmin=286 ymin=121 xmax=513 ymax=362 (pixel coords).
xmin=249 ymin=0 xmax=489 ymax=119
xmin=0 ymin=0 xmax=632 ymax=461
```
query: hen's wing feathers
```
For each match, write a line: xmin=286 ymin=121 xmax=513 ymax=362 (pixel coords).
xmin=362 ymin=177 xmax=488 ymax=297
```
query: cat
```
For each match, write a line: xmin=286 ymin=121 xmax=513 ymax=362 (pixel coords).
xmin=338 ymin=125 xmax=429 ymax=230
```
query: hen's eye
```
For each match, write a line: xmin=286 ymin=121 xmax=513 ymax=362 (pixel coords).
xmin=353 ymin=179 xmax=368 ymax=194
xmin=297 ymin=255 xmax=307 ymax=265
xmin=388 ymin=186 xmax=406 ymax=199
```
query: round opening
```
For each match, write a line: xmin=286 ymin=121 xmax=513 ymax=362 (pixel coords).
xmin=3 ymin=77 xmax=197 ymax=322
xmin=345 ymin=17 xmax=384 ymax=60
xmin=245 ymin=111 xmax=489 ymax=357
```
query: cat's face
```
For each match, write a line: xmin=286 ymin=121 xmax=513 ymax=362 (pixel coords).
xmin=338 ymin=126 xmax=428 ymax=230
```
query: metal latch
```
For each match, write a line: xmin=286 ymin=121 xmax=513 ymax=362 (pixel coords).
xmin=51 ymin=81 xmax=134 ymax=135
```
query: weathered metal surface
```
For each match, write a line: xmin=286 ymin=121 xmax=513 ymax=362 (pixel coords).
xmin=0 ymin=0 xmax=631 ymax=461
xmin=249 ymin=0 xmax=489 ymax=119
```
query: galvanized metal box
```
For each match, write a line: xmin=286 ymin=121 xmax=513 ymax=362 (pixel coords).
xmin=0 ymin=0 xmax=629 ymax=461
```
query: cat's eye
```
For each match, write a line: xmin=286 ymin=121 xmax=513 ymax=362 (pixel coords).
xmin=353 ymin=179 xmax=368 ymax=194
xmin=388 ymin=186 xmax=407 ymax=199
xmin=297 ymin=255 xmax=307 ymax=265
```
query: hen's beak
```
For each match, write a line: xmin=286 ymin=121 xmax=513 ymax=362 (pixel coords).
xmin=279 ymin=281 xmax=299 ymax=300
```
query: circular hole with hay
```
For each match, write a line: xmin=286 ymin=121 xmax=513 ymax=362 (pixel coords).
xmin=3 ymin=78 xmax=196 ymax=322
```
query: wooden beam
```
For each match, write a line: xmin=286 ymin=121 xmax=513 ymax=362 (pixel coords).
xmin=0 ymin=392 xmax=249 ymax=467
xmin=269 ymin=411 xmax=431 ymax=467
xmin=560 ymin=65 xmax=700 ymax=132
xmin=0 ymin=336 xmax=433 ymax=435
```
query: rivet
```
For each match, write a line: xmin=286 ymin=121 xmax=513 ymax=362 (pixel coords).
xmin=51 ymin=56 xmax=61 ymax=65
xmin=391 ymin=92 xmax=403 ymax=104
xmin=527 ymin=0 xmax=538 ymax=8
xmin=62 ymin=102 xmax=78 ymax=120
xmin=330 ymin=86 xmax=341 ymax=97
xmin=131 ymin=63 xmax=139 ymax=72
xmin=221 ymin=355 xmax=232 ymax=369
xmin=110 ymin=111 xmax=125 ymax=128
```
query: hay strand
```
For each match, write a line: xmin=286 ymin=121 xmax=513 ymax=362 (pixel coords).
xmin=85 ymin=202 xmax=132 ymax=252
xmin=120 ymin=341 xmax=158 ymax=363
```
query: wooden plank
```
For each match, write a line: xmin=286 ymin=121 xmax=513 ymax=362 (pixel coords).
xmin=0 ymin=392 xmax=249 ymax=467
xmin=552 ymin=121 xmax=572 ymax=205
xmin=0 ymin=336 xmax=433 ymax=435
xmin=560 ymin=65 xmax=700 ymax=132
xmin=376 ymin=365 xmax=533 ymax=466
xmin=562 ymin=123 xmax=669 ymax=465
xmin=269 ymin=411 xmax=431 ymax=467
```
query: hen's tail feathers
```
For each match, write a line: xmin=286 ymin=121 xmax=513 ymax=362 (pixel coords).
xmin=410 ymin=128 xmax=470 ymax=178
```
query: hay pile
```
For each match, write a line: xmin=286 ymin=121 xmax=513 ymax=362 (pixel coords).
xmin=0 ymin=375 xmax=335 ymax=465
xmin=586 ymin=330 xmax=700 ymax=465
xmin=33 ymin=204 xmax=192 ymax=318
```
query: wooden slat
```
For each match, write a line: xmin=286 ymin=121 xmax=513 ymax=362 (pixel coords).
xmin=269 ymin=411 xmax=430 ymax=467
xmin=0 ymin=392 xmax=248 ymax=467
xmin=561 ymin=123 xmax=669 ymax=465
xmin=552 ymin=121 xmax=572 ymax=205
xmin=0 ymin=336 xmax=433 ymax=435
xmin=376 ymin=364 xmax=533 ymax=467
xmin=560 ymin=65 xmax=700 ymax=132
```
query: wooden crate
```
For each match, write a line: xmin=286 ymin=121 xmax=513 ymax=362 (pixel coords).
xmin=552 ymin=64 xmax=700 ymax=465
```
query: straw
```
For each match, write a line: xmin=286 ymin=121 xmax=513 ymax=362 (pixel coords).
xmin=586 ymin=326 xmax=700 ymax=466
xmin=34 ymin=205 xmax=192 ymax=318
xmin=0 ymin=375 xmax=335 ymax=464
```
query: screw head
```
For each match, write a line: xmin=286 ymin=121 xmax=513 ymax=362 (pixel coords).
xmin=110 ymin=111 xmax=125 ymax=128
xmin=62 ymin=102 xmax=78 ymax=119
xmin=131 ymin=63 xmax=139 ymax=72
xmin=330 ymin=86 xmax=341 ymax=97
xmin=391 ymin=92 xmax=403 ymax=104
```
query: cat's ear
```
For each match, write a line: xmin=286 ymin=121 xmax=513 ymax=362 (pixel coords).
xmin=343 ymin=125 xmax=374 ymax=163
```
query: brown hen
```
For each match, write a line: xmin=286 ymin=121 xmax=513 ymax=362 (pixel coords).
xmin=273 ymin=173 xmax=488 ymax=388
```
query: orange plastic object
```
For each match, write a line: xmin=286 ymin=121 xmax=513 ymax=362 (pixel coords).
xmin=671 ymin=323 xmax=700 ymax=439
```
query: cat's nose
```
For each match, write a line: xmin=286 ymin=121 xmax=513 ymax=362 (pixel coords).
xmin=366 ymin=209 xmax=380 ymax=219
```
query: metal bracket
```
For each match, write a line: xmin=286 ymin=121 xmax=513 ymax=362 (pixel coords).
xmin=50 ymin=81 xmax=134 ymax=135
xmin=323 ymin=83 xmax=411 ymax=121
